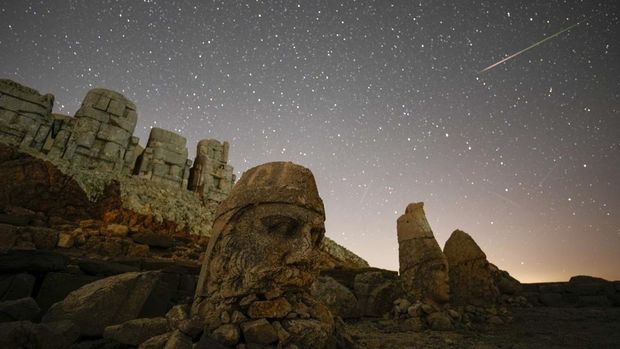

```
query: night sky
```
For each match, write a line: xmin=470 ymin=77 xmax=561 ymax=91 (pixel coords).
xmin=1 ymin=0 xmax=618 ymax=282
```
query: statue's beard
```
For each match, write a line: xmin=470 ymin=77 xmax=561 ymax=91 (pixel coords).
xmin=207 ymin=236 xmax=318 ymax=299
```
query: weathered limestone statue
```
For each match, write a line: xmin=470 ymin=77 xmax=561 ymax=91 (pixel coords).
xmin=443 ymin=229 xmax=500 ymax=306
xmin=63 ymin=88 xmax=138 ymax=172
xmin=397 ymin=202 xmax=450 ymax=308
xmin=188 ymin=139 xmax=235 ymax=204
xmin=0 ymin=79 xmax=54 ymax=150
xmin=192 ymin=162 xmax=354 ymax=348
xmin=134 ymin=128 xmax=191 ymax=188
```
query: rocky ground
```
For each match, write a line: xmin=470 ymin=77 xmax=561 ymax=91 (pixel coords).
xmin=347 ymin=306 xmax=620 ymax=349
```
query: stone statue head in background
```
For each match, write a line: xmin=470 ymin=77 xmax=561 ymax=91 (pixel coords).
xmin=397 ymin=202 xmax=450 ymax=308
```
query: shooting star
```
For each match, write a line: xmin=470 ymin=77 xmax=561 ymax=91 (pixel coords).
xmin=479 ymin=20 xmax=584 ymax=74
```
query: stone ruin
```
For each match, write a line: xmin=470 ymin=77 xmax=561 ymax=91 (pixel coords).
xmin=443 ymin=229 xmax=500 ymax=306
xmin=192 ymin=161 xmax=355 ymax=349
xmin=397 ymin=202 xmax=450 ymax=309
xmin=188 ymin=139 xmax=235 ymax=204
xmin=0 ymin=79 xmax=54 ymax=151
xmin=391 ymin=203 xmax=529 ymax=330
xmin=0 ymin=79 xmax=235 ymax=205
xmin=134 ymin=127 xmax=192 ymax=189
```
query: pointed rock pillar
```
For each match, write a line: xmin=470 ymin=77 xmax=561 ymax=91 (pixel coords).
xmin=397 ymin=202 xmax=449 ymax=307
xmin=443 ymin=229 xmax=500 ymax=306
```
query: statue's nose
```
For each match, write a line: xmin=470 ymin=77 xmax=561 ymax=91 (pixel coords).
xmin=283 ymin=223 xmax=316 ymax=265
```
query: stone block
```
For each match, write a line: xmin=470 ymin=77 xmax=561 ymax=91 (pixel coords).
xmin=36 ymin=272 xmax=101 ymax=311
xmin=97 ymin=123 xmax=131 ymax=145
xmin=153 ymin=147 xmax=187 ymax=166
xmin=103 ymin=317 xmax=170 ymax=346
xmin=240 ymin=319 xmax=278 ymax=345
xmin=74 ymin=130 xmax=97 ymax=148
xmin=107 ymin=99 xmax=125 ymax=117
xmin=0 ymin=273 xmax=36 ymax=301
xmin=75 ymin=107 xmax=110 ymax=123
xmin=0 ymin=297 xmax=40 ymax=322
xmin=0 ymin=250 xmax=68 ymax=274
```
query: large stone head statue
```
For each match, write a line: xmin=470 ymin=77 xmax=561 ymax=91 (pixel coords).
xmin=397 ymin=202 xmax=450 ymax=308
xmin=191 ymin=162 xmax=354 ymax=349
xmin=195 ymin=161 xmax=326 ymax=301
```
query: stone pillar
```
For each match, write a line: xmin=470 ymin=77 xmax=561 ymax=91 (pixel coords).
xmin=0 ymin=79 xmax=54 ymax=151
xmin=134 ymin=128 xmax=191 ymax=188
xmin=443 ymin=229 xmax=500 ymax=306
xmin=397 ymin=202 xmax=450 ymax=308
xmin=188 ymin=139 xmax=235 ymax=204
xmin=64 ymin=88 xmax=138 ymax=172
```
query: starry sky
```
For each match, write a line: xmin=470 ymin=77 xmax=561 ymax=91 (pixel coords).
xmin=1 ymin=0 xmax=618 ymax=283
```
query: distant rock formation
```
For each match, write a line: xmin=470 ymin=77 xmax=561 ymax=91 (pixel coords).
xmin=443 ymin=229 xmax=499 ymax=306
xmin=192 ymin=162 xmax=355 ymax=348
xmin=0 ymin=79 xmax=234 ymax=206
xmin=188 ymin=139 xmax=236 ymax=204
xmin=134 ymin=127 xmax=192 ymax=189
xmin=397 ymin=202 xmax=450 ymax=308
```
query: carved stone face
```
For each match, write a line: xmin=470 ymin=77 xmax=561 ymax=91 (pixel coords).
xmin=428 ymin=259 xmax=450 ymax=305
xmin=205 ymin=202 xmax=325 ymax=299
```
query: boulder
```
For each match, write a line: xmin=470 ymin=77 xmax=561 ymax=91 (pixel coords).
xmin=444 ymin=229 xmax=499 ymax=306
xmin=311 ymin=276 xmax=359 ymax=318
xmin=353 ymin=270 xmax=403 ymax=317
xmin=0 ymin=223 xmax=18 ymax=249
xmin=138 ymin=331 xmax=172 ymax=349
xmin=248 ymin=298 xmax=293 ymax=319
xmin=426 ymin=312 xmax=454 ymax=331
xmin=164 ymin=329 xmax=193 ymax=349
xmin=0 ymin=273 xmax=36 ymax=301
xmin=77 ymin=258 xmax=140 ymax=276
xmin=43 ymin=271 xmax=160 ymax=336
xmin=103 ymin=317 xmax=170 ymax=346
xmin=240 ymin=319 xmax=279 ymax=345
xmin=132 ymin=232 xmax=174 ymax=248
xmin=490 ymin=263 xmax=522 ymax=295
xmin=36 ymin=272 xmax=101 ymax=311
xmin=0 ymin=206 xmax=37 ymax=226
xmin=26 ymin=226 xmax=59 ymax=250
xmin=0 ymin=297 xmax=41 ymax=322
xmin=212 ymin=323 xmax=240 ymax=346
xmin=0 ymin=321 xmax=69 ymax=349
xmin=0 ymin=249 xmax=68 ymax=273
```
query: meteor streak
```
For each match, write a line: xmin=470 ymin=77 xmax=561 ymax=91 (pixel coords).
xmin=479 ymin=20 xmax=583 ymax=74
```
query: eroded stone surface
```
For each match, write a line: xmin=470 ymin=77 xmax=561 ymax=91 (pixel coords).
xmin=43 ymin=271 xmax=160 ymax=336
xmin=192 ymin=162 xmax=354 ymax=348
xmin=188 ymin=139 xmax=235 ymax=205
xmin=444 ymin=230 xmax=499 ymax=306
xmin=397 ymin=202 xmax=450 ymax=308
xmin=135 ymin=128 xmax=191 ymax=189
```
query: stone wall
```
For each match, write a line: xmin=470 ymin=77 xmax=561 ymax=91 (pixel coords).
xmin=0 ymin=79 xmax=235 ymax=209
xmin=134 ymin=128 xmax=192 ymax=189
xmin=0 ymin=79 xmax=54 ymax=151
xmin=523 ymin=276 xmax=620 ymax=307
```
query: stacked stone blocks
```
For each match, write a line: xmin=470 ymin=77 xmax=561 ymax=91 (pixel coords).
xmin=135 ymin=128 xmax=192 ymax=189
xmin=188 ymin=139 xmax=235 ymax=203
xmin=0 ymin=79 xmax=235 ymax=209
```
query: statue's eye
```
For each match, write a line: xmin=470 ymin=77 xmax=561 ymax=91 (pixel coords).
xmin=310 ymin=227 xmax=325 ymax=247
xmin=261 ymin=215 xmax=300 ymax=236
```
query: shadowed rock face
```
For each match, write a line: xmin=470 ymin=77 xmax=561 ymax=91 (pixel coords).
xmin=397 ymin=203 xmax=450 ymax=308
xmin=444 ymin=229 xmax=499 ymax=306
xmin=192 ymin=162 xmax=352 ymax=348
